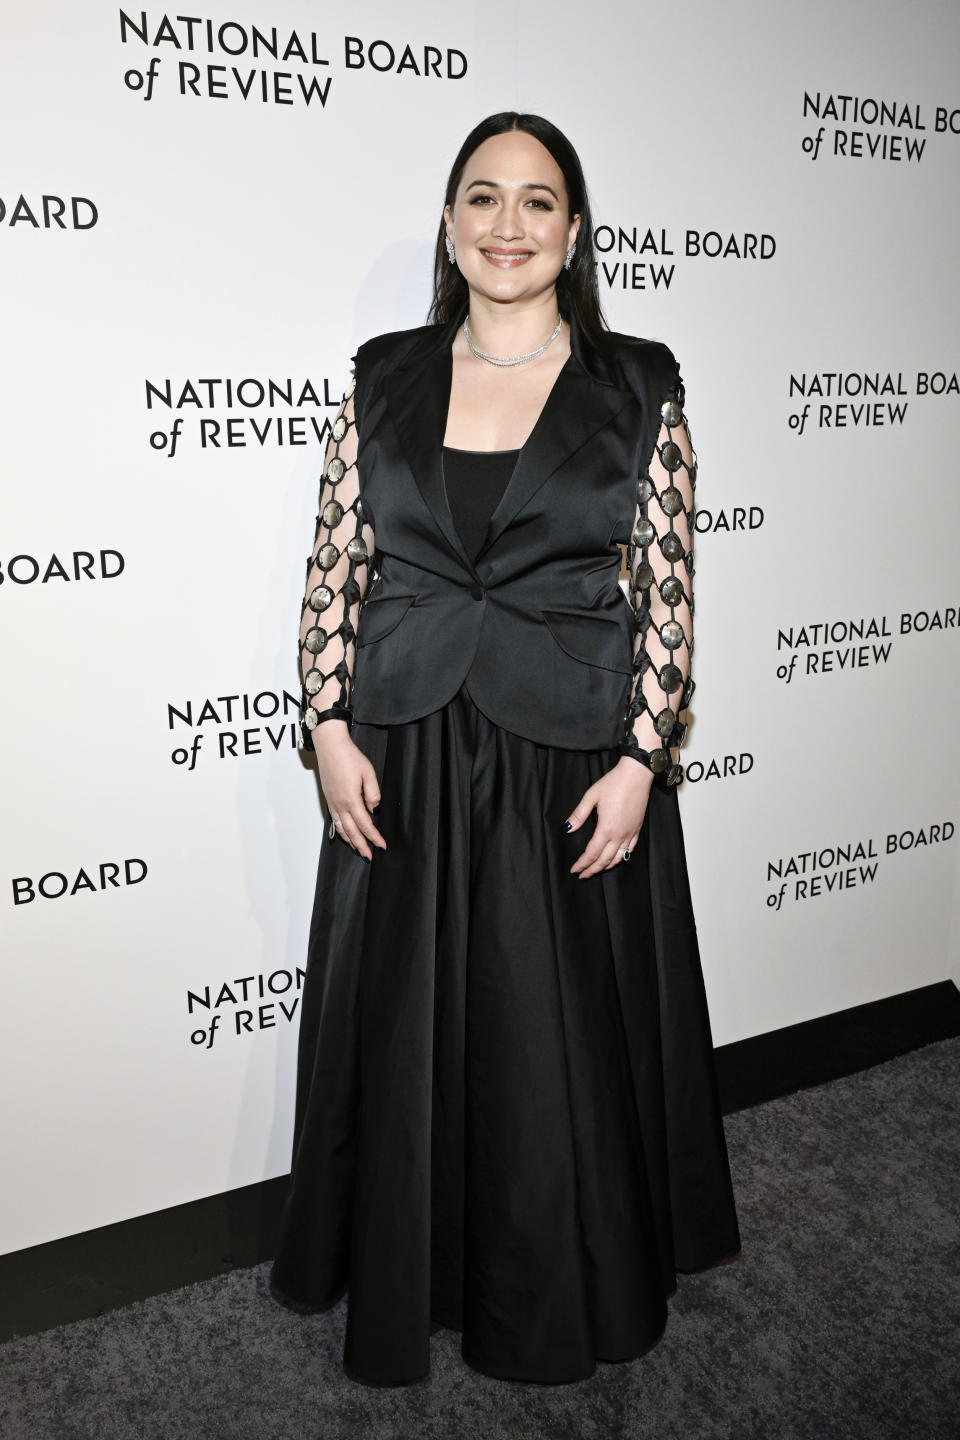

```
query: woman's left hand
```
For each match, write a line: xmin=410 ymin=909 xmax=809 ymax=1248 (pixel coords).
xmin=565 ymin=758 xmax=655 ymax=879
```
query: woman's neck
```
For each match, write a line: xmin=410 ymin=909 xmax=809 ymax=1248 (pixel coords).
xmin=461 ymin=292 xmax=564 ymax=359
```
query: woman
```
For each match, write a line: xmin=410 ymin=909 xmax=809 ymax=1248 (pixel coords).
xmin=269 ymin=112 xmax=741 ymax=1387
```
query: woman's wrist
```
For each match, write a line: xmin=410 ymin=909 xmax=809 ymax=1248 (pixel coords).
xmin=615 ymin=753 xmax=655 ymax=784
xmin=311 ymin=716 xmax=352 ymax=744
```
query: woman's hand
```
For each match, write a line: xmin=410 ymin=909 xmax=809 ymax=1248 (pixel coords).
xmin=313 ymin=721 xmax=386 ymax=862
xmin=565 ymin=758 xmax=654 ymax=879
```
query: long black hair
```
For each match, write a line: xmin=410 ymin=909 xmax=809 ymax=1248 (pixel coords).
xmin=428 ymin=112 xmax=608 ymax=350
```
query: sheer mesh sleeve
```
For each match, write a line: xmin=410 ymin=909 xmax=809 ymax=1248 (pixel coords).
xmin=298 ymin=373 xmax=375 ymax=750
xmin=617 ymin=376 xmax=697 ymax=787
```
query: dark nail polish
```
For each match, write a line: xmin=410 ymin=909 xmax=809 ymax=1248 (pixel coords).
xmin=362 ymin=854 xmax=372 ymax=864
xmin=563 ymin=821 xmax=572 ymax=832
xmin=372 ymin=804 xmax=381 ymax=815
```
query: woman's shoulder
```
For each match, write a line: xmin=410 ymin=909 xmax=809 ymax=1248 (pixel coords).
xmin=593 ymin=328 xmax=684 ymax=405
xmin=349 ymin=322 xmax=450 ymax=426
xmin=353 ymin=321 xmax=445 ymax=373
xmin=602 ymin=329 xmax=681 ymax=377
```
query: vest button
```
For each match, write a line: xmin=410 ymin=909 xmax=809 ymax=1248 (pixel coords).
xmin=470 ymin=585 xmax=484 ymax=600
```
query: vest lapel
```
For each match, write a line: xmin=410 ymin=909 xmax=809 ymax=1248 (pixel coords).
xmin=381 ymin=315 xmax=634 ymax=572
xmin=474 ymin=353 xmax=632 ymax=561
xmin=383 ymin=323 xmax=482 ymax=578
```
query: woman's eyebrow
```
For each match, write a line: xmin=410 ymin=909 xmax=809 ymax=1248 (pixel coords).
xmin=464 ymin=179 xmax=560 ymax=200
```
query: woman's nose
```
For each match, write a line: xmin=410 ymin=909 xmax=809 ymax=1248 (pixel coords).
xmin=492 ymin=204 xmax=523 ymax=241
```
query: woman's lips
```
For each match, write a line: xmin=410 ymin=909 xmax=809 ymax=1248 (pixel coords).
xmin=479 ymin=248 xmax=535 ymax=269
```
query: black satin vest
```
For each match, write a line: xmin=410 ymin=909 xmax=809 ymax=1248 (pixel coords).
xmin=348 ymin=315 xmax=679 ymax=751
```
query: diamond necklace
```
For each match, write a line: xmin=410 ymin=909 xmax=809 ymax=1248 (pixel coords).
xmin=463 ymin=315 xmax=563 ymax=368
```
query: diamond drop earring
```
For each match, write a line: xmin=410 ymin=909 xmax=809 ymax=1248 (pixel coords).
xmin=445 ymin=236 xmax=456 ymax=266
xmin=564 ymin=243 xmax=576 ymax=271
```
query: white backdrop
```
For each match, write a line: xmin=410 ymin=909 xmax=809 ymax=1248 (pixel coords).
xmin=2 ymin=0 xmax=958 ymax=1256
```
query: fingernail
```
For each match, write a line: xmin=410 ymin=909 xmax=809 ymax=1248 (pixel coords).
xmin=372 ymin=805 xmax=381 ymax=815
xmin=563 ymin=821 xmax=572 ymax=832
xmin=362 ymin=855 xmax=371 ymax=864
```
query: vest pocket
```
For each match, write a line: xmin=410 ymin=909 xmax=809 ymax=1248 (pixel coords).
xmin=356 ymin=593 xmax=417 ymax=646
xmin=540 ymin=607 xmax=633 ymax=674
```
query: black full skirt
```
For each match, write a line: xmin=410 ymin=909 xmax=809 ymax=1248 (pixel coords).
xmin=270 ymin=681 xmax=741 ymax=1386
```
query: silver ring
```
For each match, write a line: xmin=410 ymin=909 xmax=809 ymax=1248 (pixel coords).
xmin=622 ymin=848 xmax=631 ymax=862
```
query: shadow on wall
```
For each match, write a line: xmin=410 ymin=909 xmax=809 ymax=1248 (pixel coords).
xmin=223 ymin=241 xmax=434 ymax=1259
xmin=223 ymin=365 xmax=331 ymax=1228
xmin=354 ymin=240 xmax=436 ymax=340
xmin=220 ymin=238 xmax=434 ymax=1266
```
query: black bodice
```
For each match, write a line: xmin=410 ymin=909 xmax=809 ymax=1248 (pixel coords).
xmin=441 ymin=446 xmax=520 ymax=564
xmin=298 ymin=351 xmax=698 ymax=781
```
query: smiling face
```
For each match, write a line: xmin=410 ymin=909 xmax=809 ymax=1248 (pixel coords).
xmin=444 ymin=129 xmax=580 ymax=308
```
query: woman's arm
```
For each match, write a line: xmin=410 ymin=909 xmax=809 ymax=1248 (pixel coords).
xmin=565 ymin=370 xmax=696 ymax=878
xmin=617 ymin=376 xmax=697 ymax=787
xmin=299 ymin=375 xmax=373 ymax=741
xmin=299 ymin=373 xmax=386 ymax=860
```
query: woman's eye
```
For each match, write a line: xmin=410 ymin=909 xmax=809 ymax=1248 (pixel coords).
xmin=469 ymin=194 xmax=495 ymax=205
xmin=528 ymin=198 xmax=552 ymax=210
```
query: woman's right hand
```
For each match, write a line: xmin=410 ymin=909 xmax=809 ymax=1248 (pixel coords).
xmin=313 ymin=721 xmax=387 ymax=861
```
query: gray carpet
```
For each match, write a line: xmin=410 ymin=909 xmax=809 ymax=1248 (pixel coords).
xmin=2 ymin=1038 xmax=958 ymax=1440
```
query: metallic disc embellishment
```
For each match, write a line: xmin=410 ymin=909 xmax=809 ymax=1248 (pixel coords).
xmin=660 ymin=486 xmax=684 ymax=517
xmin=655 ymin=707 xmax=677 ymax=737
xmin=660 ymin=532 xmax=685 ymax=562
xmin=322 ymin=499 xmax=344 ymax=528
xmin=660 ymin=440 xmax=683 ymax=471
xmin=660 ymin=620 xmax=686 ymax=650
xmin=317 ymin=542 xmax=340 ymax=570
xmin=661 ymin=397 xmax=684 ymax=428
xmin=637 ymin=477 xmax=654 ymax=503
xmin=659 ymin=662 xmax=684 ymax=694
xmin=635 ymin=561 xmax=655 ymax=590
xmin=649 ymin=749 xmax=669 ymax=773
xmin=304 ymin=626 xmax=328 ymax=653
xmin=303 ymin=669 xmax=323 ymax=695
xmin=633 ymin=518 xmax=657 ymax=547
xmin=327 ymin=457 xmax=346 ymax=482
xmin=659 ymin=575 xmax=684 ymax=606
xmin=303 ymin=706 xmax=320 ymax=729
xmin=345 ymin=536 xmax=369 ymax=562
xmin=332 ymin=416 xmax=347 ymax=441
xmin=308 ymin=584 xmax=334 ymax=612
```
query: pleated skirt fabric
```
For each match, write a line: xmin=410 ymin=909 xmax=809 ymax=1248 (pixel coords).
xmin=269 ymin=680 xmax=741 ymax=1386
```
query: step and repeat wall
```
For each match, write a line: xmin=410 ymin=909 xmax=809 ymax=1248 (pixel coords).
xmin=2 ymin=0 xmax=958 ymax=1255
